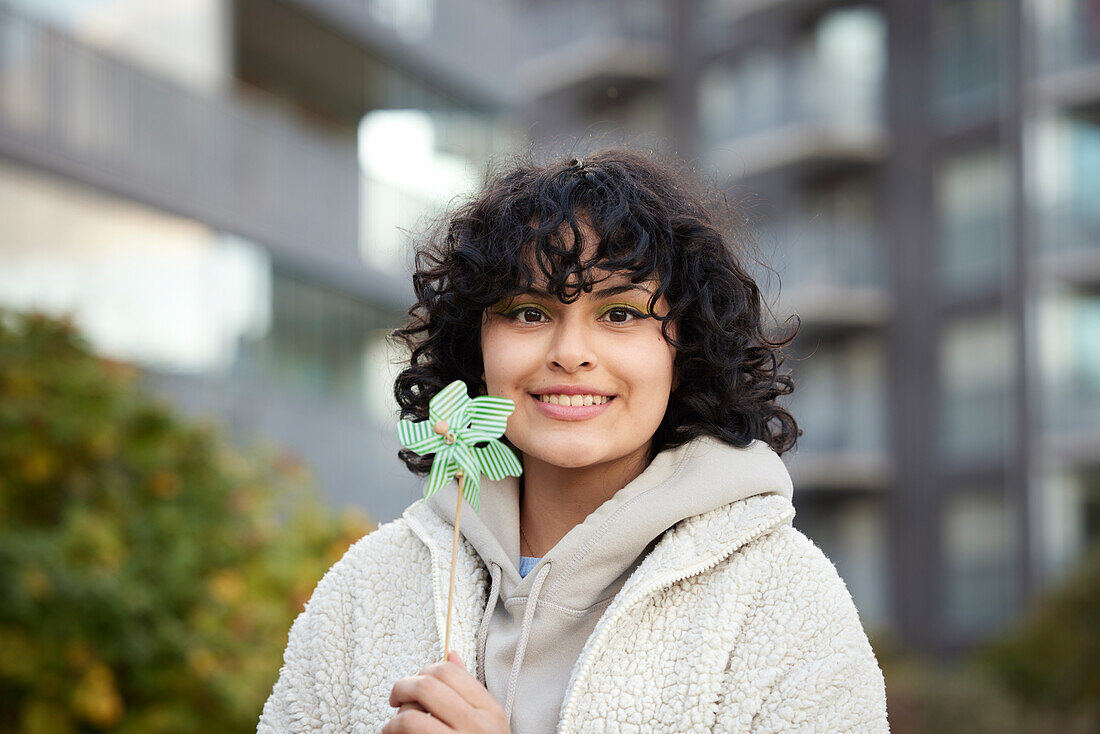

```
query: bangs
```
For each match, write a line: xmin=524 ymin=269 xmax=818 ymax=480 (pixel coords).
xmin=466 ymin=163 xmax=676 ymax=316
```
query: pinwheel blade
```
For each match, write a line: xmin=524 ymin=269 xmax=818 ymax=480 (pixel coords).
xmin=474 ymin=439 xmax=523 ymax=481
xmin=428 ymin=381 xmax=471 ymax=426
xmin=424 ymin=451 xmax=459 ymax=499
xmin=462 ymin=396 xmax=515 ymax=443
xmin=461 ymin=470 xmax=482 ymax=514
xmin=397 ymin=419 xmax=444 ymax=455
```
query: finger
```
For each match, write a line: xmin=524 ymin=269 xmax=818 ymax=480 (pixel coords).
xmin=381 ymin=707 xmax=452 ymax=734
xmin=418 ymin=655 xmax=499 ymax=711
xmin=390 ymin=674 xmax=474 ymax=730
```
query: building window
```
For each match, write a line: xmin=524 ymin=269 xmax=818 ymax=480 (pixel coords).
xmin=935 ymin=147 xmax=1013 ymax=298
xmin=932 ymin=0 xmax=1008 ymax=121
xmin=358 ymin=106 xmax=512 ymax=273
xmin=942 ymin=489 xmax=1018 ymax=636
xmin=1038 ymin=467 xmax=1100 ymax=586
xmin=795 ymin=5 xmax=885 ymax=129
xmin=1037 ymin=289 xmax=1100 ymax=439
xmin=938 ymin=311 xmax=1016 ymax=465
xmin=1033 ymin=0 xmax=1100 ymax=74
xmin=699 ymin=47 xmax=786 ymax=148
xmin=0 ymin=159 xmax=270 ymax=374
xmin=234 ymin=271 xmax=396 ymax=419
xmin=781 ymin=176 xmax=881 ymax=292
xmin=1033 ymin=112 xmax=1100 ymax=260
xmin=699 ymin=5 xmax=884 ymax=154
xmin=787 ymin=334 xmax=887 ymax=456
xmin=0 ymin=0 xmax=230 ymax=95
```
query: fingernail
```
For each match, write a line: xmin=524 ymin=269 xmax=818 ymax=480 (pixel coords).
xmin=449 ymin=651 xmax=464 ymax=667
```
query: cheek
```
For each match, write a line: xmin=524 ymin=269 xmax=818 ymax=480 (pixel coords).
xmin=480 ymin=324 xmax=535 ymax=393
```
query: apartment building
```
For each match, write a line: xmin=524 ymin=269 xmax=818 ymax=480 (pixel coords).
xmin=522 ymin=0 xmax=1098 ymax=654
xmin=1 ymin=0 xmax=1096 ymax=656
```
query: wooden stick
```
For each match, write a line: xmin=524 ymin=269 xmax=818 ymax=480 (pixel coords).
xmin=443 ymin=470 xmax=464 ymax=662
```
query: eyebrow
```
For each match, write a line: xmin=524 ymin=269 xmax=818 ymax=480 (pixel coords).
xmin=523 ymin=283 xmax=653 ymax=299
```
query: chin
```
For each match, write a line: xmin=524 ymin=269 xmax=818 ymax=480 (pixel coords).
xmin=526 ymin=440 xmax=610 ymax=470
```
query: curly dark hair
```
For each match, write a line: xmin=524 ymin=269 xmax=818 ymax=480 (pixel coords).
xmin=390 ymin=147 xmax=800 ymax=476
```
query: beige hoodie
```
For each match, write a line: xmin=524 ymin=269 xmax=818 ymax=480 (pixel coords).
xmin=425 ymin=435 xmax=794 ymax=733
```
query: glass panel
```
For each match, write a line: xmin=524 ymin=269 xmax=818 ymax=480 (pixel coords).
xmin=1033 ymin=112 xmax=1100 ymax=259
xmin=938 ymin=312 xmax=1016 ymax=464
xmin=932 ymin=0 xmax=1008 ymax=120
xmin=782 ymin=176 xmax=881 ymax=292
xmin=797 ymin=6 xmax=885 ymax=129
xmin=1037 ymin=468 xmax=1100 ymax=585
xmin=1037 ymin=290 xmax=1100 ymax=438
xmin=788 ymin=334 xmax=887 ymax=455
xmin=233 ymin=272 xmax=393 ymax=417
xmin=0 ymin=158 xmax=270 ymax=374
xmin=358 ymin=109 xmax=483 ymax=272
xmin=699 ymin=48 xmax=786 ymax=147
xmin=700 ymin=5 xmax=884 ymax=152
xmin=1033 ymin=0 xmax=1100 ymax=73
xmin=935 ymin=147 xmax=1013 ymax=296
xmin=943 ymin=489 xmax=1018 ymax=635
xmin=0 ymin=0 xmax=229 ymax=94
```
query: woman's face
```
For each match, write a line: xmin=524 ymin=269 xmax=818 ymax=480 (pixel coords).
xmin=480 ymin=256 xmax=678 ymax=475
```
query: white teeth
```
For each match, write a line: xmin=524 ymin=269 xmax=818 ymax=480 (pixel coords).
xmin=537 ymin=394 xmax=611 ymax=406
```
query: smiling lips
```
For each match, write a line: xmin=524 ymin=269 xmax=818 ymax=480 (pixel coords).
xmin=529 ymin=393 xmax=615 ymax=421
xmin=536 ymin=393 xmax=612 ymax=406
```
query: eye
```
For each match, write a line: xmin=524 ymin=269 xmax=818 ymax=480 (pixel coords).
xmin=602 ymin=306 xmax=645 ymax=324
xmin=506 ymin=306 xmax=548 ymax=323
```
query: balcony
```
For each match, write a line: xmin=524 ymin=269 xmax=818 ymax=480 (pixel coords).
xmin=285 ymin=0 xmax=520 ymax=106
xmin=1033 ymin=0 xmax=1100 ymax=110
xmin=0 ymin=6 xmax=410 ymax=311
xmin=781 ymin=336 xmax=891 ymax=491
xmin=760 ymin=212 xmax=890 ymax=335
xmin=701 ymin=5 xmax=887 ymax=180
xmin=516 ymin=0 xmax=667 ymax=100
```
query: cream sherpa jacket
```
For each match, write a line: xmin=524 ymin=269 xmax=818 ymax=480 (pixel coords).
xmin=258 ymin=454 xmax=889 ymax=732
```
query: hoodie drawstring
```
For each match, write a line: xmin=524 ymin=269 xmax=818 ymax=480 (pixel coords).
xmin=476 ymin=562 xmax=502 ymax=686
xmin=504 ymin=560 xmax=552 ymax=720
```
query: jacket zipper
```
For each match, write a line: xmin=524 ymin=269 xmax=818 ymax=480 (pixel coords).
xmin=404 ymin=514 xmax=451 ymax=659
xmin=557 ymin=512 xmax=793 ymax=733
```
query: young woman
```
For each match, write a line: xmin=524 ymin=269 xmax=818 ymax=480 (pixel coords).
xmin=258 ymin=149 xmax=889 ymax=733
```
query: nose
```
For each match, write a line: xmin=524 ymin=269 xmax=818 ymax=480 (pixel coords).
xmin=546 ymin=314 xmax=596 ymax=373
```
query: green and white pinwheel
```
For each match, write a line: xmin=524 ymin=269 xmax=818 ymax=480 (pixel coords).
xmin=397 ymin=380 xmax=522 ymax=513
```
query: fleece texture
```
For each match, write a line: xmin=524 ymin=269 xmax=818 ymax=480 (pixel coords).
xmin=422 ymin=436 xmax=814 ymax=732
xmin=258 ymin=447 xmax=890 ymax=733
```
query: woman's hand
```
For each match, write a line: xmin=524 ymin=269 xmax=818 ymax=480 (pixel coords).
xmin=384 ymin=651 xmax=510 ymax=733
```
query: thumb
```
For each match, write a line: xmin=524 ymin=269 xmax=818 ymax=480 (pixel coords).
xmin=447 ymin=650 xmax=465 ymax=669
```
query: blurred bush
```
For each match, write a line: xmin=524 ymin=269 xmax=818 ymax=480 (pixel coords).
xmin=0 ymin=309 xmax=374 ymax=734
xmin=878 ymin=543 xmax=1100 ymax=734
xmin=973 ymin=542 xmax=1100 ymax=728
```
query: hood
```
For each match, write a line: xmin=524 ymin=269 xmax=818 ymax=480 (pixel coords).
xmin=422 ymin=434 xmax=794 ymax=728
xmin=426 ymin=434 xmax=793 ymax=611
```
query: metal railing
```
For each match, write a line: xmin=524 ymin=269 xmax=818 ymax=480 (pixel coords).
xmin=760 ymin=216 xmax=885 ymax=296
xmin=0 ymin=6 xmax=362 ymax=271
xmin=1034 ymin=0 xmax=1100 ymax=75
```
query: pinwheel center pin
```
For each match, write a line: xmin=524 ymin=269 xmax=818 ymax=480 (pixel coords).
xmin=433 ymin=419 xmax=457 ymax=444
